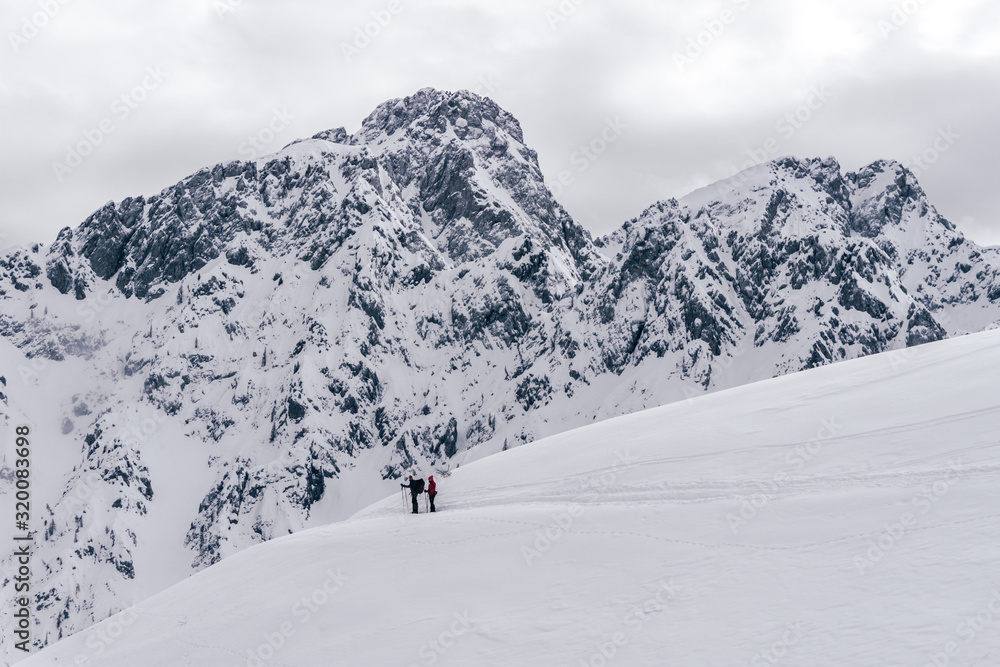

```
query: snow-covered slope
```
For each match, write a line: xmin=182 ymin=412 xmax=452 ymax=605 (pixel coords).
xmin=3 ymin=88 xmax=1000 ymax=658
xmin=19 ymin=328 xmax=1000 ymax=666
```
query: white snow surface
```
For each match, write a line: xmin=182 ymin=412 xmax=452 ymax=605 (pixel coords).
xmin=19 ymin=328 xmax=1000 ymax=666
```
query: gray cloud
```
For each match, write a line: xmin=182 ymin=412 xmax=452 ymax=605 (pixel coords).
xmin=1 ymin=0 xmax=997 ymax=249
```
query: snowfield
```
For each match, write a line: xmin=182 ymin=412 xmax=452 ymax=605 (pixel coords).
xmin=18 ymin=328 xmax=1000 ymax=666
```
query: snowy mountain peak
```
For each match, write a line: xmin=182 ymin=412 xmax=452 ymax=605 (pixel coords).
xmin=356 ymin=87 xmax=528 ymax=148
xmin=3 ymin=93 xmax=1000 ymax=661
xmin=672 ymin=155 xmax=954 ymax=243
xmin=37 ymin=88 xmax=598 ymax=303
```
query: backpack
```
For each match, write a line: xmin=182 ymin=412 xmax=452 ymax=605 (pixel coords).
xmin=413 ymin=478 xmax=425 ymax=494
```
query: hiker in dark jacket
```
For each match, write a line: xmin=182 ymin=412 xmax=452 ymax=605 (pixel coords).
xmin=426 ymin=475 xmax=437 ymax=513
xmin=401 ymin=475 xmax=424 ymax=514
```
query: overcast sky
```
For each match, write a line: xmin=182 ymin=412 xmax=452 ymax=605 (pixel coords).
xmin=1 ymin=0 xmax=998 ymax=250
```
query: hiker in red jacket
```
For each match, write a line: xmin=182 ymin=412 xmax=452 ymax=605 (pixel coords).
xmin=426 ymin=475 xmax=437 ymax=513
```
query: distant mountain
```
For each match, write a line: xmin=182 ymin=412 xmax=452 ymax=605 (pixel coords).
xmin=2 ymin=88 xmax=998 ymax=658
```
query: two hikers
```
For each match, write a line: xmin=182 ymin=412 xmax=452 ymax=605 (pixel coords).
xmin=401 ymin=474 xmax=438 ymax=514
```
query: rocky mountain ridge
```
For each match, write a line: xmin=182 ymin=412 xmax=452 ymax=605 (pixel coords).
xmin=1 ymin=88 xmax=998 ymax=657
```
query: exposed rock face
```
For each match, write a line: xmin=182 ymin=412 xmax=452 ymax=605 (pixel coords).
xmin=584 ymin=156 xmax=999 ymax=394
xmin=1 ymin=89 xmax=998 ymax=659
